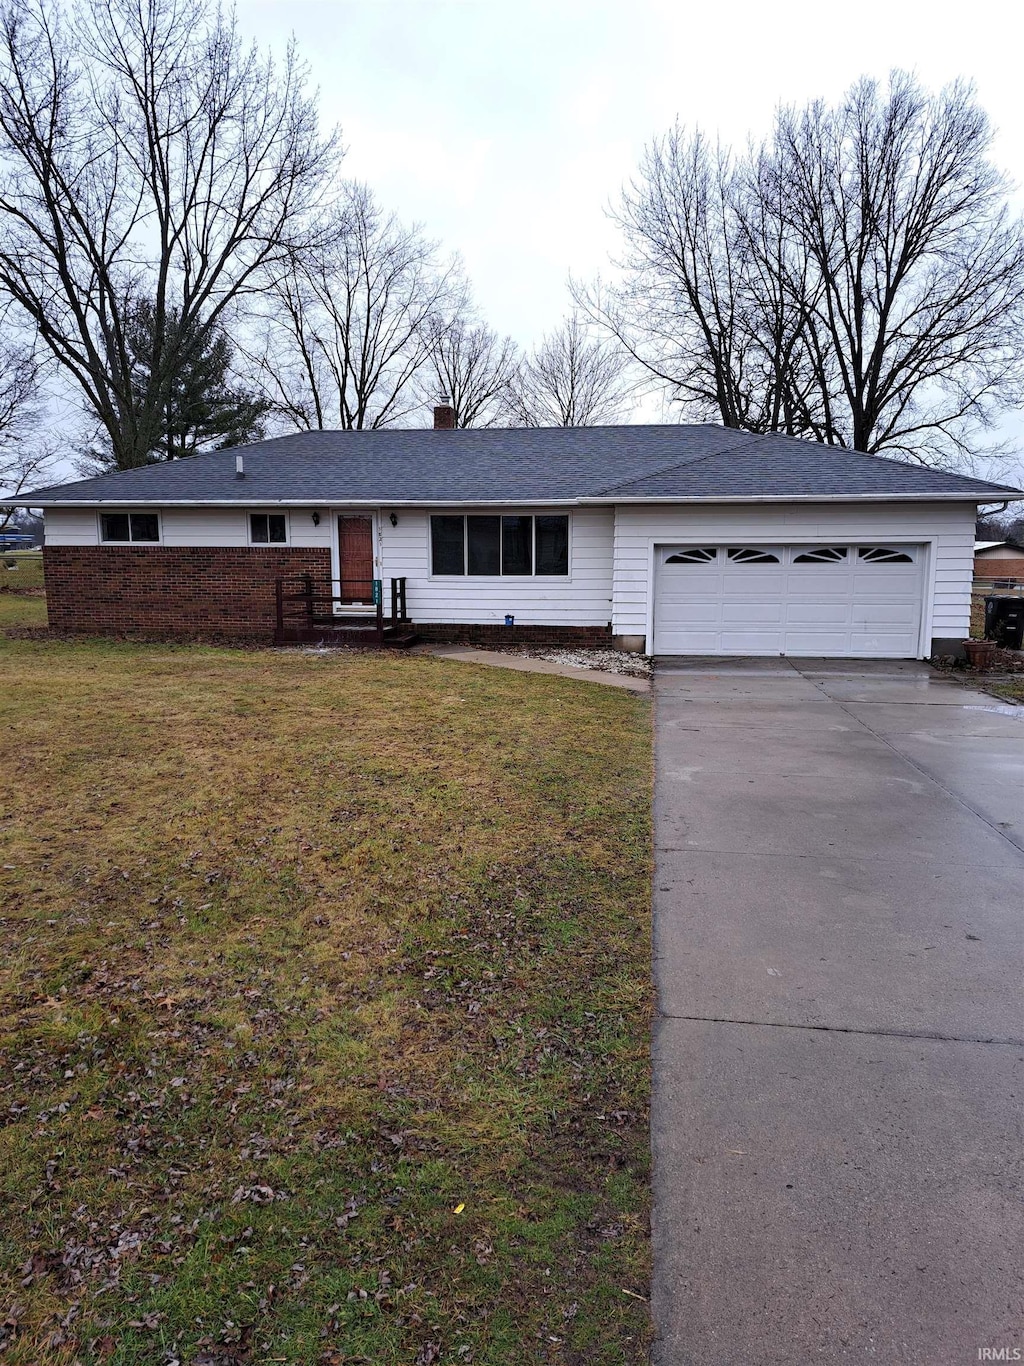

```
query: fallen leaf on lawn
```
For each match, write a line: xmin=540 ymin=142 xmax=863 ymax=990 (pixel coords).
xmin=453 ymin=1202 xmax=465 ymax=1214
xmin=128 ymin=1311 xmax=165 ymax=1329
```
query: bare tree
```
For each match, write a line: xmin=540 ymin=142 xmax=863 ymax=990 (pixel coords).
xmin=582 ymin=73 xmax=1024 ymax=466
xmin=578 ymin=133 xmax=824 ymax=438
xmin=250 ymin=183 xmax=461 ymax=430
xmin=0 ymin=445 xmax=53 ymax=532
xmin=773 ymin=75 xmax=1024 ymax=462
xmin=420 ymin=311 xmax=519 ymax=428
xmin=505 ymin=312 xmax=635 ymax=426
xmin=0 ymin=0 xmax=341 ymax=470
xmin=0 ymin=330 xmax=53 ymax=532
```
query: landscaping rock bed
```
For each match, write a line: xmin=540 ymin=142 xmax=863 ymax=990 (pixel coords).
xmin=470 ymin=644 xmax=653 ymax=679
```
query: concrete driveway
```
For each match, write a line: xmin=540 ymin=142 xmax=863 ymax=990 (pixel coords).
xmin=651 ymin=659 xmax=1024 ymax=1365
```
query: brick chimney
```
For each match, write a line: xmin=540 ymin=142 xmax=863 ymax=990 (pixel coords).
xmin=433 ymin=394 xmax=455 ymax=429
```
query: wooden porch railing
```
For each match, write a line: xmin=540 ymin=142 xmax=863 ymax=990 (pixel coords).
xmin=275 ymin=575 xmax=409 ymax=645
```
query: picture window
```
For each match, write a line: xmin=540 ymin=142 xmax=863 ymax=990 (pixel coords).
xmin=535 ymin=516 xmax=570 ymax=575
xmin=430 ymin=515 xmax=465 ymax=575
xmin=430 ymin=514 xmax=569 ymax=576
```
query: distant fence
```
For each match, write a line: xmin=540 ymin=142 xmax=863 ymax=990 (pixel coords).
xmin=1 ymin=549 xmax=44 ymax=592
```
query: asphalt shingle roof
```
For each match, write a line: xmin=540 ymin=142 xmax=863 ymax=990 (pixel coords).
xmin=18 ymin=425 xmax=1022 ymax=504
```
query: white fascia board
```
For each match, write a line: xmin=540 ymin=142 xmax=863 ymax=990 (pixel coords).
xmin=14 ymin=490 xmax=1022 ymax=508
xmin=587 ymin=492 xmax=1024 ymax=504
xmin=20 ymin=497 xmax=584 ymax=508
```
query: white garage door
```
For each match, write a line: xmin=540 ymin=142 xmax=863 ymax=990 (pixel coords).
xmin=653 ymin=544 xmax=925 ymax=657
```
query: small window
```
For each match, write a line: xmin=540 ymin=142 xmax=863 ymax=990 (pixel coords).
xmin=431 ymin=515 xmax=465 ymax=574
xmin=727 ymin=547 xmax=780 ymax=564
xmin=793 ymin=547 xmax=847 ymax=564
xmin=250 ymin=513 xmax=287 ymax=544
xmin=501 ymin=516 xmax=533 ymax=575
xmin=467 ymin=516 xmax=501 ymax=575
xmin=665 ymin=547 xmax=716 ymax=564
xmin=535 ymin=516 xmax=569 ymax=575
xmin=859 ymin=546 xmax=914 ymax=564
xmin=100 ymin=511 xmax=159 ymax=543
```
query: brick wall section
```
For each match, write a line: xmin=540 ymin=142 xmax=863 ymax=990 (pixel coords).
xmin=42 ymin=548 xmax=613 ymax=646
xmin=413 ymin=622 xmax=613 ymax=646
xmin=43 ymin=546 xmax=332 ymax=642
xmin=975 ymin=557 xmax=1024 ymax=581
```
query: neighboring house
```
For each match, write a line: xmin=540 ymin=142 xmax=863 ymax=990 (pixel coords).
xmin=974 ymin=540 xmax=1024 ymax=583
xmin=13 ymin=405 xmax=1023 ymax=658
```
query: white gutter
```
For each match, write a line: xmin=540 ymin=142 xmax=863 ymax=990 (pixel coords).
xmin=11 ymin=491 xmax=1022 ymax=508
xmin=584 ymin=492 xmax=1024 ymax=503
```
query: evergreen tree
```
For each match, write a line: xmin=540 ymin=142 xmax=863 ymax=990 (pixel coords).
xmin=122 ymin=299 xmax=269 ymax=463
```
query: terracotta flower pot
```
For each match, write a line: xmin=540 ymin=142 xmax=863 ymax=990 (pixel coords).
xmin=963 ymin=638 xmax=997 ymax=671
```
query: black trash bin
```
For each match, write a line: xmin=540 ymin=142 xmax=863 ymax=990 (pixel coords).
xmin=984 ymin=595 xmax=1024 ymax=650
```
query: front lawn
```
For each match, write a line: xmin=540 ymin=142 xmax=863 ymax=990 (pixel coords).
xmin=0 ymin=591 xmax=47 ymax=629
xmin=0 ymin=634 xmax=652 ymax=1364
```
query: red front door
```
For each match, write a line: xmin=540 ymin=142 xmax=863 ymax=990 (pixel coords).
xmin=338 ymin=516 xmax=374 ymax=604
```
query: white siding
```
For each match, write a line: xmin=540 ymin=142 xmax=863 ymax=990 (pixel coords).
xmin=163 ymin=508 xmax=247 ymax=546
xmin=44 ymin=506 xmax=335 ymax=551
xmin=379 ymin=507 xmax=614 ymax=626
xmin=159 ymin=507 xmax=334 ymax=550
xmin=44 ymin=508 xmax=102 ymax=545
xmin=612 ymin=502 xmax=976 ymax=652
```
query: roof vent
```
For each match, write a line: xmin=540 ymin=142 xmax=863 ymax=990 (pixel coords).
xmin=235 ymin=454 xmax=244 ymax=479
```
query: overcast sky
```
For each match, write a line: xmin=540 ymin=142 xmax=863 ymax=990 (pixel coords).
xmin=242 ymin=0 xmax=1023 ymax=352
xmin=26 ymin=0 xmax=1024 ymax=489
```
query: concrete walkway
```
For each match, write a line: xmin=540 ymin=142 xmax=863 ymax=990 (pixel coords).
xmin=652 ymin=658 xmax=1024 ymax=1364
xmin=419 ymin=643 xmax=650 ymax=692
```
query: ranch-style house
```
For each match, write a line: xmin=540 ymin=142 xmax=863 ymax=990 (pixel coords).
xmin=16 ymin=403 xmax=1022 ymax=658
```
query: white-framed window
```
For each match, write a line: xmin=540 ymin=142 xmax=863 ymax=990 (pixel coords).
xmin=793 ymin=546 xmax=848 ymax=563
xmin=429 ymin=514 xmax=570 ymax=576
xmin=99 ymin=511 xmax=160 ymax=543
xmin=859 ymin=546 xmax=915 ymax=564
xmin=249 ymin=511 xmax=289 ymax=545
xmin=665 ymin=547 xmax=717 ymax=564
xmin=727 ymin=546 xmax=781 ymax=564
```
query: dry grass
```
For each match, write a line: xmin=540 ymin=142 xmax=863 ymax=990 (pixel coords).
xmin=984 ymin=678 xmax=1024 ymax=703
xmin=0 ymin=593 xmax=46 ymax=628
xmin=0 ymin=626 xmax=653 ymax=1365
